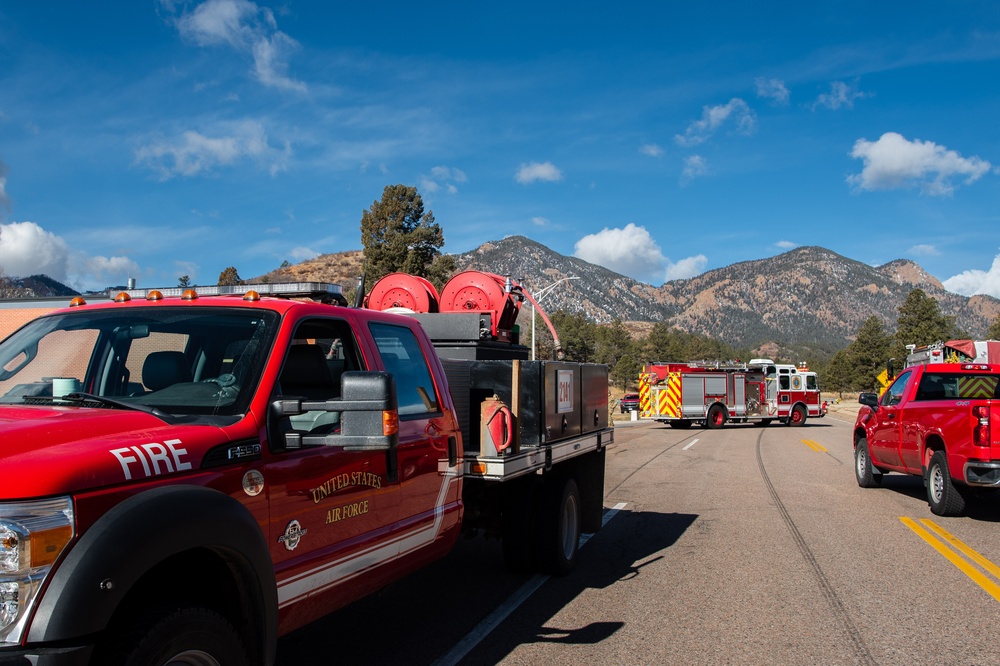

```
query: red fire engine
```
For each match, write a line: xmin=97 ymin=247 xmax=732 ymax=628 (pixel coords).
xmin=639 ymin=358 xmax=825 ymax=428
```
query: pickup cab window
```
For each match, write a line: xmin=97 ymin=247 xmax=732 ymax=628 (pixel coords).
xmin=369 ymin=322 xmax=439 ymax=416
xmin=915 ymin=372 xmax=1000 ymax=400
xmin=880 ymin=370 xmax=913 ymax=407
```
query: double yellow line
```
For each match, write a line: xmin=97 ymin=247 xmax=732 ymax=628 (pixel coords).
xmin=901 ymin=517 xmax=1000 ymax=602
xmin=801 ymin=439 xmax=828 ymax=452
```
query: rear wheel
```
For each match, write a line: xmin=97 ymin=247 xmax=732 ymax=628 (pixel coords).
xmin=788 ymin=405 xmax=807 ymax=427
xmin=927 ymin=450 xmax=966 ymax=517
xmin=705 ymin=405 xmax=727 ymax=429
xmin=106 ymin=606 xmax=247 ymax=666
xmin=854 ymin=437 xmax=882 ymax=488
xmin=537 ymin=477 xmax=581 ymax=575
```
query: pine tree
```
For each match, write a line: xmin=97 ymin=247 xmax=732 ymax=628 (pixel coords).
xmin=893 ymin=288 xmax=958 ymax=361
xmin=360 ymin=185 xmax=454 ymax=289
xmin=218 ymin=266 xmax=243 ymax=286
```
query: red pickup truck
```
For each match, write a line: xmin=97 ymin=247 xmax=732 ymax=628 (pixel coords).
xmin=0 ymin=279 xmax=611 ymax=665
xmin=853 ymin=362 xmax=1000 ymax=516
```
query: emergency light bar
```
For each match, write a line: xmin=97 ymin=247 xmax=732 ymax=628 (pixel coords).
xmin=118 ymin=282 xmax=346 ymax=301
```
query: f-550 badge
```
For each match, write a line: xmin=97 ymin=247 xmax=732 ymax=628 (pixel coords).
xmin=279 ymin=520 xmax=307 ymax=551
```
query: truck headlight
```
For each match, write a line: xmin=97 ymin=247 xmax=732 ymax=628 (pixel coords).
xmin=0 ymin=498 xmax=74 ymax=645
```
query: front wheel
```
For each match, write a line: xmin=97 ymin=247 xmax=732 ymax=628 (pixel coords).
xmin=855 ymin=437 xmax=881 ymax=488
xmin=537 ymin=477 xmax=581 ymax=575
xmin=788 ymin=405 xmax=807 ymax=427
xmin=927 ymin=451 xmax=966 ymax=517
xmin=106 ymin=606 xmax=247 ymax=666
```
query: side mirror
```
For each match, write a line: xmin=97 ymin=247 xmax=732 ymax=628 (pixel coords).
xmin=858 ymin=392 xmax=879 ymax=409
xmin=267 ymin=371 xmax=399 ymax=451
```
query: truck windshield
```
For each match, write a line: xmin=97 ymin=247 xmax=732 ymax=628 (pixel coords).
xmin=915 ymin=372 xmax=1000 ymax=401
xmin=0 ymin=307 xmax=277 ymax=418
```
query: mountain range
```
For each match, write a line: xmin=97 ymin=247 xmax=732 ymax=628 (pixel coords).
xmin=261 ymin=236 xmax=1000 ymax=360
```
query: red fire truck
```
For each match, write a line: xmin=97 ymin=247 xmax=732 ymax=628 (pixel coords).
xmin=639 ymin=358 xmax=825 ymax=428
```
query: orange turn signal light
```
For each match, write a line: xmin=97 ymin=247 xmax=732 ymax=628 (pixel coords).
xmin=383 ymin=410 xmax=399 ymax=436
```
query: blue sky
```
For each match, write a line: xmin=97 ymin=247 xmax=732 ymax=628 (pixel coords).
xmin=2 ymin=1 xmax=1000 ymax=297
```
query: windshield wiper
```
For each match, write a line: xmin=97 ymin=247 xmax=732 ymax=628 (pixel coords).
xmin=59 ymin=392 xmax=172 ymax=422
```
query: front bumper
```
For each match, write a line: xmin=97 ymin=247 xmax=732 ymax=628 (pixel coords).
xmin=0 ymin=643 xmax=93 ymax=666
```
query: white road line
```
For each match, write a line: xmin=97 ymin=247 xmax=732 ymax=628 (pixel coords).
xmin=432 ymin=502 xmax=628 ymax=666
xmin=682 ymin=439 xmax=699 ymax=451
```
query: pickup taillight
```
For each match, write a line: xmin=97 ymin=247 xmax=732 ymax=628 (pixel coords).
xmin=972 ymin=405 xmax=991 ymax=447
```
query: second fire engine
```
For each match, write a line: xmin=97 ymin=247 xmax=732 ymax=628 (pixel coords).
xmin=639 ymin=359 xmax=825 ymax=428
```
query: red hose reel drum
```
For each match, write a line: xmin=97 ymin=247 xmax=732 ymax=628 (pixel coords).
xmin=439 ymin=271 xmax=521 ymax=338
xmin=365 ymin=273 xmax=440 ymax=313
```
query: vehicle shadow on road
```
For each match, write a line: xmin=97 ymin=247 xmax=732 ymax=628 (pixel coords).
xmin=463 ymin=509 xmax=697 ymax=664
xmin=875 ymin=475 xmax=1000 ymax=522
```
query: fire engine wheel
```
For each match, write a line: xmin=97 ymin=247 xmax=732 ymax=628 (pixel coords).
xmin=106 ymin=606 xmax=247 ymax=666
xmin=927 ymin=451 xmax=966 ymax=517
xmin=705 ymin=405 xmax=727 ymax=429
xmin=787 ymin=405 xmax=807 ymax=427
xmin=537 ymin=477 xmax=581 ymax=576
xmin=854 ymin=437 xmax=882 ymax=488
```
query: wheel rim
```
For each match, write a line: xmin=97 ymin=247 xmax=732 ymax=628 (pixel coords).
xmin=857 ymin=446 xmax=867 ymax=476
xmin=560 ymin=493 xmax=580 ymax=560
xmin=164 ymin=651 xmax=222 ymax=666
xmin=931 ymin=464 xmax=944 ymax=503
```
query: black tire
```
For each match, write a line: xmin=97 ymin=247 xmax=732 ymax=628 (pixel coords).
xmin=927 ymin=450 xmax=966 ymax=517
xmin=854 ymin=437 xmax=882 ymax=488
xmin=537 ymin=477 xmax=581 ymax=576
xmin=705 ymin=404 xmax=726 ymax=429
xmin=788 ymin=405 xmax=807 ymax=427
xmin=669 ymin=420 xmax=693 ymax=429
xmin=108 ymin=606 xmax=247 ymax=666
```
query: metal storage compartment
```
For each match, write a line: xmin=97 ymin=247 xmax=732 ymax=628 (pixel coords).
xmin=544 ymin=362 xmax=582 ymax=441
xmin=581 ymin=363 xmax=609 ymax=432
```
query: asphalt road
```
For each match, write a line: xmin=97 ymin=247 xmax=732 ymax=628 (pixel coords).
xmin=277 ymin=412 xmax=1000 ymax=665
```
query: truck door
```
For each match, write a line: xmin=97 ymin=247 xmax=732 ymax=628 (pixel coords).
xmin=868 ymin=369 xmax=913 ymax=469
xmin=265 ymin=317 xmax=400 ymax=627
xmin=368 ymin=322 xmax=463 ymax=569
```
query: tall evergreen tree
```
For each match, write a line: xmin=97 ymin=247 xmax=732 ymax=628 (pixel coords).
xmin=848 ymin=315 xmax=893 ymax=391
xmin=360 ymin=184 xmax=455 ymax=289
xmin=217 ymin=266 xmax=243 ymax=286
xmin=893 ymin=288 xmax=958 ymax=361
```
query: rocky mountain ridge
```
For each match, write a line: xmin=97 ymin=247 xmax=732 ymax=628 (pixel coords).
xmin=260 ymin=236 xmax=1000 ymax=357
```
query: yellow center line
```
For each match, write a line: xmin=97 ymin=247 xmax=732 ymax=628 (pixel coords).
xmin=919 ymin=518 xmax=1000 ymax=580
xmin=900 ymin=516 xmax=1000 ymax=603
xmin=801 ymin=439 xmax=827 ymax=452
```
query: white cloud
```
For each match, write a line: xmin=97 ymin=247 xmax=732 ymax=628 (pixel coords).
xmin=531 ymin=216 xmax=549 ymax=226
xmin=515 ymin=161 xmax=563 ymax=184
xmin=665 ymin=254 xmax=708 ymax=281
xmin=943 ymin=253 xmax=1000 ymax=298
xmin=574 ymin=224 xmax=665 ymax=283
xmin=908 ymin=244 xmax=939 ymax=257
xmin=134 ymin=120 xmax=286 ymax=179
xmin=775 ymin=240 xmax=797 ymax=249
xmin=755 ymin=77 xmax=789 ymax=105
xmin=422 ymin=165 xmax=467 ymax=194
xmin=847 ymin=132 xmax=993 ymax=196
xmin=169 ymin=0 xmax=306 ymax=92
xmin=640 ymin=143 xmax=664 ymax=157
xmin=0 ymin=221 xmax=139 ymax=289
xmin=812 ymin=80 xmax=870 ymax=111
xmin=681 ymin=155 xmax=709 ymax=184
xmin=288 ymin=245 xmax=320 ymax=262
xmin=675 ymin=98 xmax=756 ymax=147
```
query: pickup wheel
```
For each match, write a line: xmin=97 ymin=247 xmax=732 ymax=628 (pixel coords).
xmin=705 ymin=405 xmax=727 ymax=429
xmin=537 ymin=477 xmax=581 ymax=576
xmin=854 ymin=437 xmax=882 ymax=488
xmin=108 ymin=606 xmax=247 ymax=666
xmin=788 ymin=405 xmax=807 ymax=427
xmin=927 ymin=450 xmax=966 ymax=517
